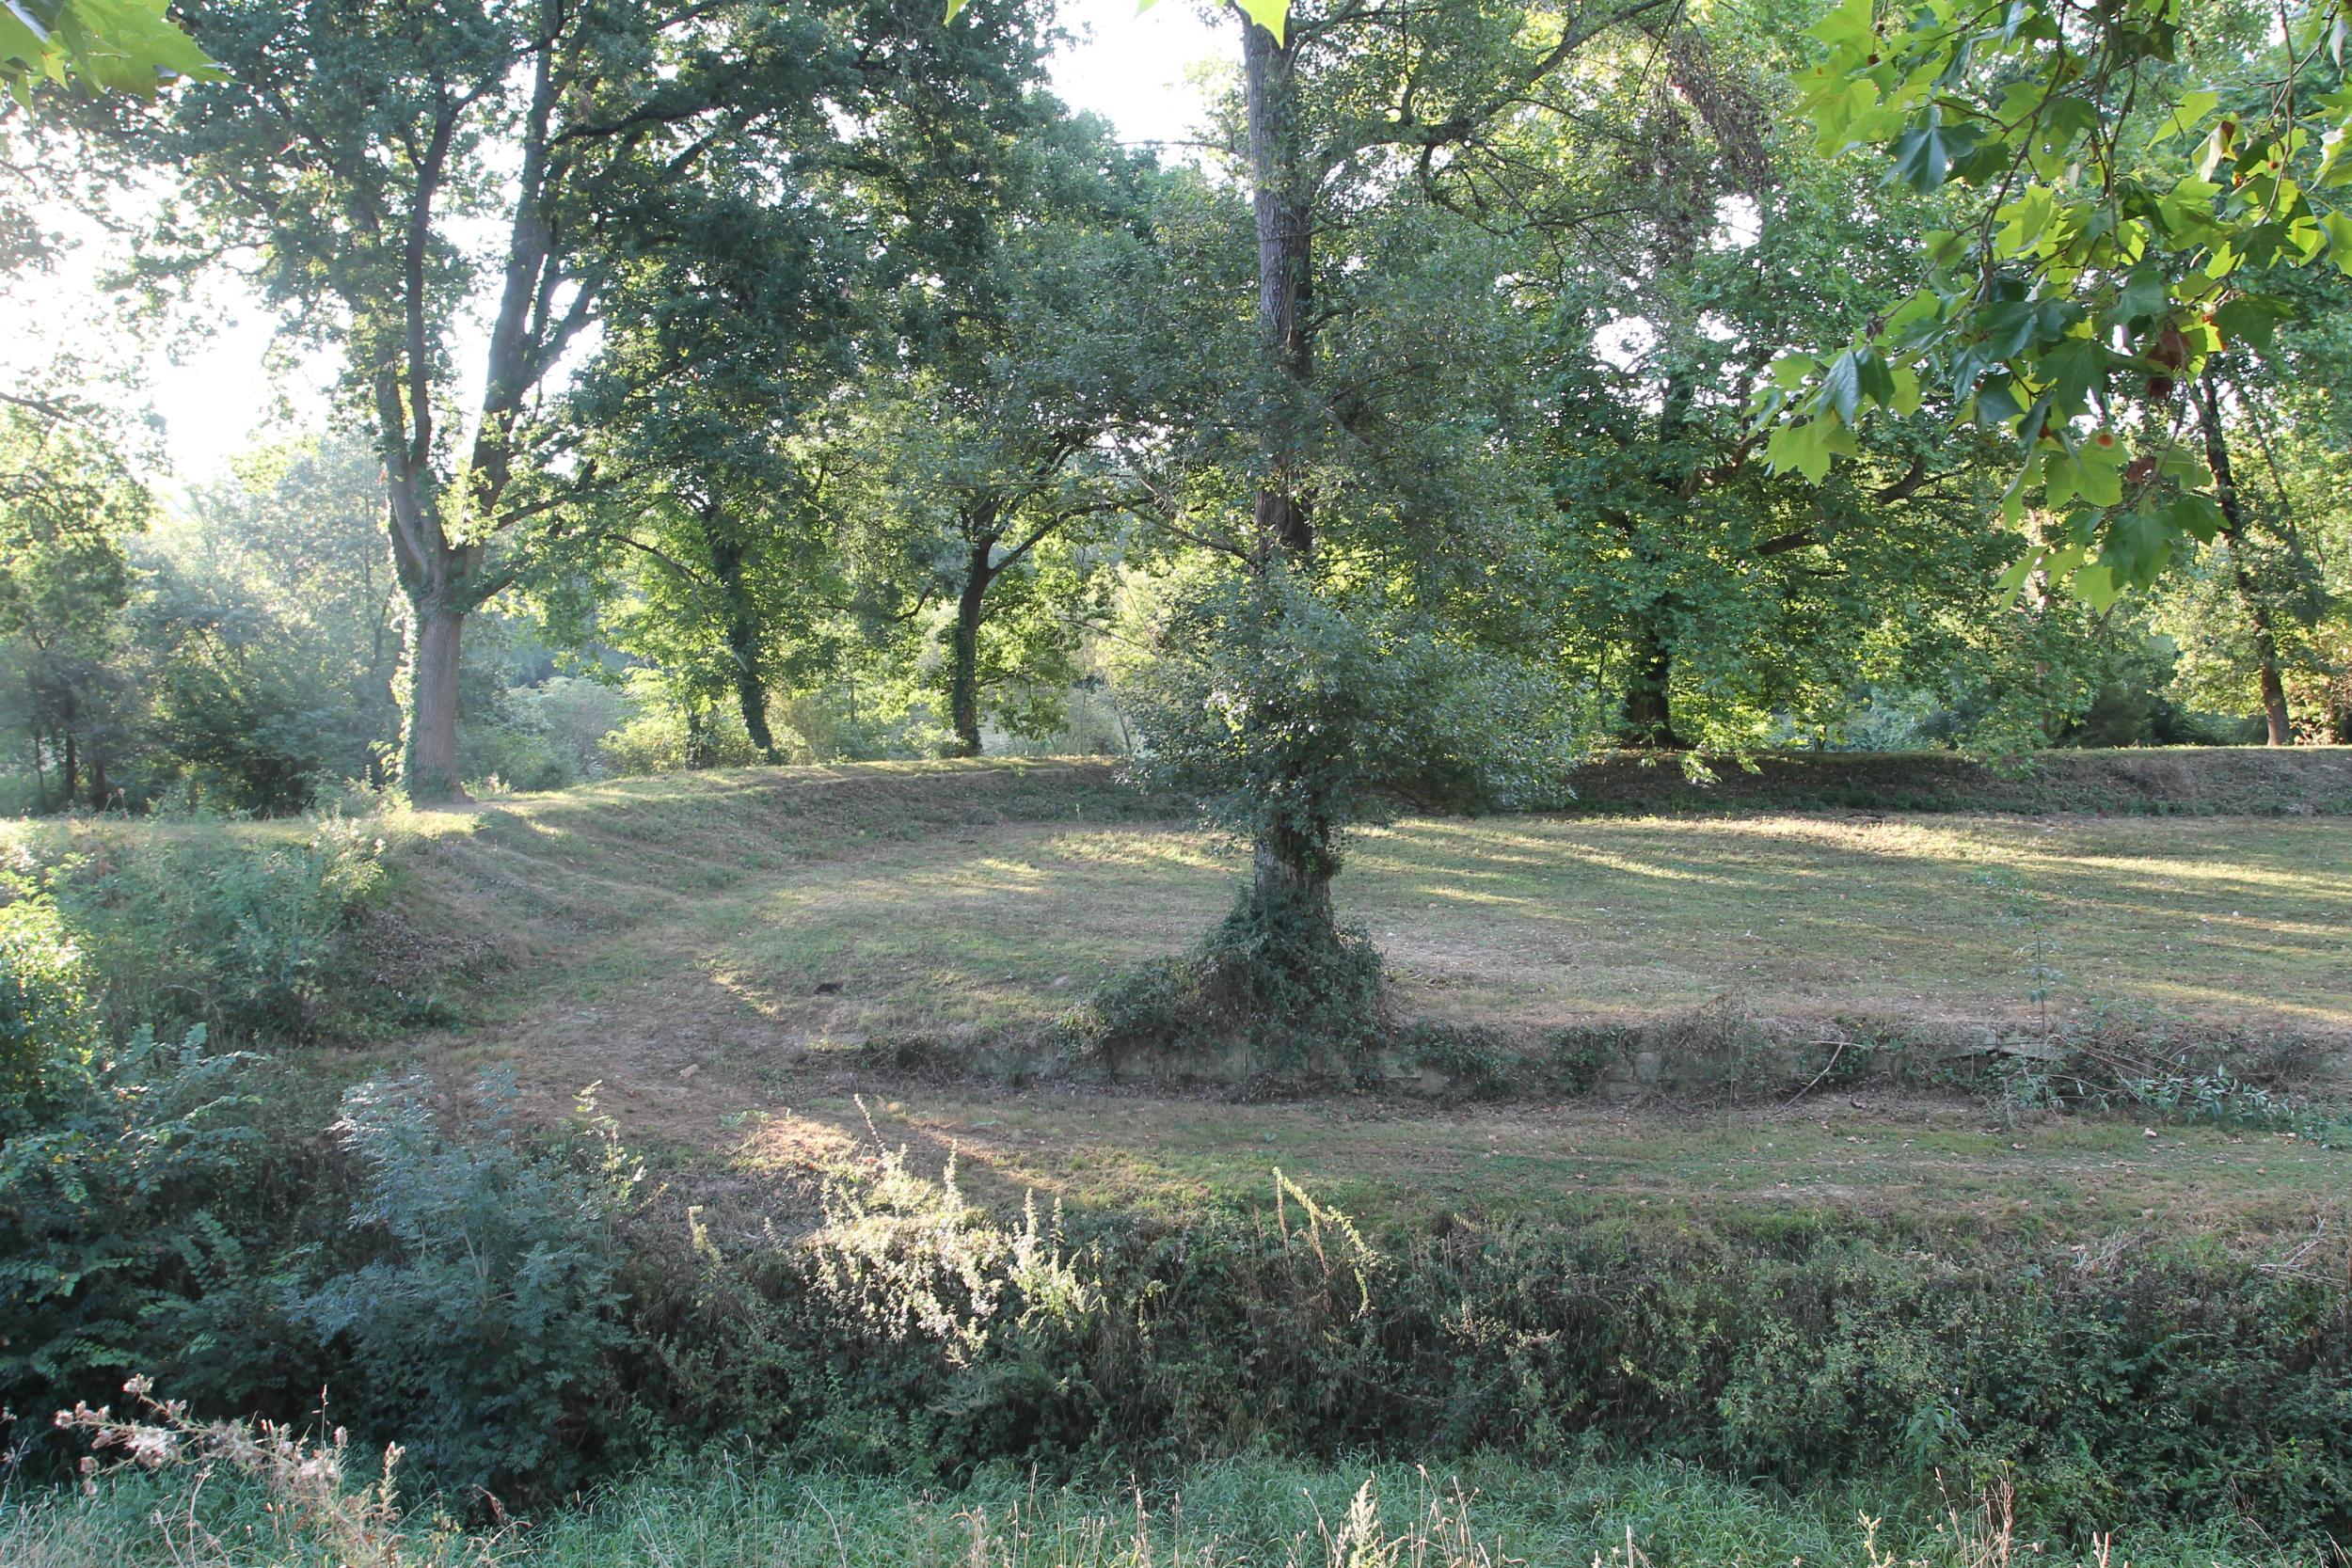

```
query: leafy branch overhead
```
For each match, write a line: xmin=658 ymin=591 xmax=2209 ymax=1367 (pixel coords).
xmin=1757 ymin=0 xmax=2352 ymax=608
xmin=0 ymin=0 xmax=216 ymax=105
xmin=946 ymin=0 xmax=1290 ymax=44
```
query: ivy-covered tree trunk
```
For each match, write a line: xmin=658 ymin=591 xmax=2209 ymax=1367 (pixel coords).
xmin=2195 ymin=372 xmax=2293 ymax=747
xmin=401 ymin=594 xmax=469 ymax=800
xmin=1619 ymin=609 xmax=1683 ymax=749
xmin=708 ymin=530 xmax=780 ymax=765
xmin=947 ymin=534 xmax=996 ymax=758
xmin=1241 ymin=12 xmax=1331 ymax=927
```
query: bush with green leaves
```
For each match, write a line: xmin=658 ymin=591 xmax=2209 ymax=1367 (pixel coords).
xmin=1122 ymin=566 xmax=1574 ymax=874
xmin=0 ymin=885 xmax=98 ymax=1124
xmin=0 ymin=1027 xmax=285 ymax=1461
xmin=621 ymin=1174 xmax=2352 ymax=1541
xmin=294 ymin=1072 xmax=637 ymax=1504
xmin=49 ymin=813 xmax=385 ymax=1041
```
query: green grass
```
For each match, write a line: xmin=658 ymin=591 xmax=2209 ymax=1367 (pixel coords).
xmin=17 ymin=760 xmax=2351 ymax=1240
xmin=274 ymin=763 xmax=2346 ymax=1242
xmin=1 ymin=1452 xmax=2315 ymax=1568
xmin=1561 ymin=746 xmax=2352 ymax=817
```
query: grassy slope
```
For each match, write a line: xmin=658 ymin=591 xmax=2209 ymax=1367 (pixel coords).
xmin=1564 ymin=745 xmax=2352 ymax=816
xmin=303 ymin=755 xmax=2352 ymax=1250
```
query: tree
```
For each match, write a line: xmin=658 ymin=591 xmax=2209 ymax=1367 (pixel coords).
xmin=115 ymin=0 xmax=1047 ymax=799
xmin=555 ymin=137 xmax=868 ymax=765
xmin=1070 ymin=1 xmax=1659 ymax=1057
xmin=0 ymin=397 xmax=149 ymax=811
xmin=1210 ymin=0 xmax=1670 ymax=949
xmin=1486 ymin=13 xmax=2090 ymax=753
xmin=134 ymin=433 xmax=406 ymax=806
xmin=842 ymin=118 xmax=1168 ymax=755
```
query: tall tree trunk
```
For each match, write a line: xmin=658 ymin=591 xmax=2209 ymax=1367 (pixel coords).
xmin=1240 ymin=11 xmax=1333 ymax=925
xmin=1245 ymin=15 xmax=1313 ymax=565
xmin=2194 ymin=372 xmax=2293 ymax=746
xmin=1619 ymin=608 xmax=1682 ymax=748
xmin=60 ymin=730 xmax=77 ymax=808
xmin=402 ymin=595 xmax=468 ymax=800
xmin=947 ymin=535 xmax=994 ymax=758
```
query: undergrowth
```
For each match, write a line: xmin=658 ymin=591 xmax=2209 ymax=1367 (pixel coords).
xmin=3 ymin=1410 xmax=2331 ymax=1567
xmin=1069 ymin=884 xmax=1390 ymax=1084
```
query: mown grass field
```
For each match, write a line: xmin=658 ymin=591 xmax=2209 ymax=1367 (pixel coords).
xmin=312 ymin=755 xmax=2352 ymax=1246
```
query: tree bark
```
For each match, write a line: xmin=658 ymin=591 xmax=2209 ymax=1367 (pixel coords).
xmin=402 ymin=596 xmax=468 ymax=800
xmin=1251 ymin=828 xmax=1334 ymax=927
xmin=947 ymin=534 xmax=994 ymax=758
xmin=2194 ymin=372 xmax=2293 ymax=746
xmin=1245 ymin=14 xmax=1313 ymax=564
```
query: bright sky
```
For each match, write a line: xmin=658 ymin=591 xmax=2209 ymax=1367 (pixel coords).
xmin=15 ymin=0 xmax=1230 ymax=487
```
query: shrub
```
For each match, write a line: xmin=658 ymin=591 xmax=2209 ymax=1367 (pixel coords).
xmin=49 ymin=814 xmax=384 ymax=1041
xmin=0 ymin=1028 xmax=286 ymax=1459
xmin=294 ymin=1073 xmax=637 ymax=1504
xmin=620 ymin=1162 xmax=2352 ymax=1542
xmin=43 ymin=1375 xmax=501 ymax=1568
xmin=0 ymin=886 xmax=98 ymax=1124
xmin=1071 ymin=884 xmax=1390 ymax=1082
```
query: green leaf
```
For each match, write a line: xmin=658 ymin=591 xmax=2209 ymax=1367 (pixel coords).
xmin=2150 ymin=89 xmax=2217 ymax=144
xmin=1889 ymin=110 xmax=1981 ymax=191
xmin=2035 ymin=337 xmax=2107 ymax=414
xmin=2211 ymin=294 xmax=2291 ymax=352
xmin=1810 ymin=0 xmax=1876 ymax=53
xmin=1765 ymin=416 xmax=1855 ymax=483
xmin=1994 ymin=548 xmax=2043 ymax=601
xmin=2321 ymin=212 xmax=2352 ymax=274
xmin=2070 ymin=560 xmax=2122 ymax=610
xmin=2097 ymin=503 xmax=2175 ymax=590
xmin=1236 ymin=0 xmax=1287 ymax=40
xmin=2167 ymin=492 xmax=2224 ymax=543
xmin=1815 ymin=347 xmax=1897 ymax=424
xmin=2109 ymin=261 xmax=2169 ymax=326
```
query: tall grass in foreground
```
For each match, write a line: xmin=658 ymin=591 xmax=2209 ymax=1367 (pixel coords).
xmin=0 ymin=1395 xmax=2325 ymax=1568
